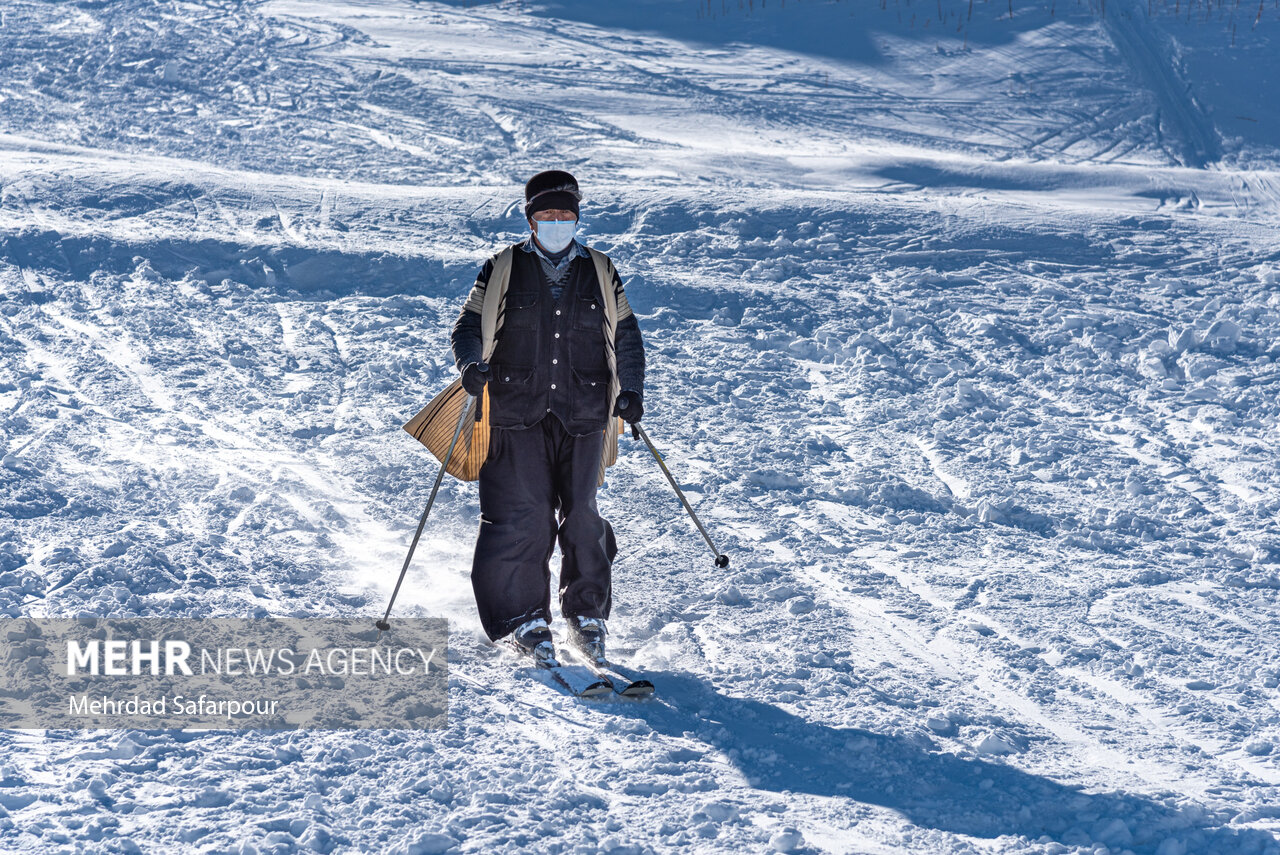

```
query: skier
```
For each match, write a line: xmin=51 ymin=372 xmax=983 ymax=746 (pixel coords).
xmin=451 ymin=170 xmax=645 ymax=667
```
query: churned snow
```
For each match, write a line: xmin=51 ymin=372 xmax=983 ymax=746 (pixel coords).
xmin=1 ymin=0 xmax=1279 ymax=852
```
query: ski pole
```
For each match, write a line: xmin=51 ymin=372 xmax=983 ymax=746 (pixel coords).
xmin=376 ymin=367 xmax=485 ymax=634
xmin=631 ymin=422 xmax=729 ymax=568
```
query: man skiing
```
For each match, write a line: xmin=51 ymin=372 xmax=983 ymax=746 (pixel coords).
xmin=451 ymin=170 xmax=645 ymax=668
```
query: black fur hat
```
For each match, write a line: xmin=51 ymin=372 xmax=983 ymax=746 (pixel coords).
xmin=524 ymin=170 xmax=581 ymax=220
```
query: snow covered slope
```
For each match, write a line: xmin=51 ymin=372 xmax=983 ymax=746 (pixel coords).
xmin=2 ymin=0 xmax=1279 ymax=852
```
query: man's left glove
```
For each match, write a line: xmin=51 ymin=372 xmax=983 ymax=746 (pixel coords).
xmin=613 ymin=390 xmax=643 ymax=424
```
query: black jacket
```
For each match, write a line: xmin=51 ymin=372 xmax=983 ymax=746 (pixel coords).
xmin=451 ymin=240 xmax=646 ymax=435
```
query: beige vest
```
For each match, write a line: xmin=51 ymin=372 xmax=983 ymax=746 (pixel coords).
xmin=403 ymin=244 xmax=623 ymax=486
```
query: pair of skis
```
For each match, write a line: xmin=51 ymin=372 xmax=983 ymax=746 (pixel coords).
xmin=512 ymin=641 xmax=654 ymax=699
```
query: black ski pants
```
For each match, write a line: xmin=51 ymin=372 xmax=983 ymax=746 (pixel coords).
xmin=472 ymin=414 xmax=616 ymax=641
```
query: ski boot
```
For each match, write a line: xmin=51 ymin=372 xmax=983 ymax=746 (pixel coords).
xmin=566 ymin=616 xmax=607 ymax=664
xmin=512 ymin=618 xmax=558 ymax=666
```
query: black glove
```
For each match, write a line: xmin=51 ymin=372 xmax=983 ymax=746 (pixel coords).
xmin=613 ymin=390 xmax=643 ymax=424
xmin=461 ymin=362 xmax=490 ymax=396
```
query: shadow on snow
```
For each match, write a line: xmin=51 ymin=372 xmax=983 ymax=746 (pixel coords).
xmin=586 ymin=670 xmax=1278 ymax=854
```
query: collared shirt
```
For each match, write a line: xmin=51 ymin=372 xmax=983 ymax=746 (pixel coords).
xmin=520 ymin=235 xmax=590 ymax=267
xmin=521 ymin=237 xmax=589 ymax=300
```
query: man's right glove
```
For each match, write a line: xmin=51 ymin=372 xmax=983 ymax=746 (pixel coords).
xmin=613 ymin=390 xmax=643 ymax=424
xmin=461 ymin=362 xmax=490 ymax=396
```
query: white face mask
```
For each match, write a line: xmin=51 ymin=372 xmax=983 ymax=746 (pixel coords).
xmin=534 ymin=219 xmax=577 ymax=253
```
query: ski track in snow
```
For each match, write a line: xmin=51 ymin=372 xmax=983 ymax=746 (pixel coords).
xmin=2 ymin=0 xmax=1280 ymax=853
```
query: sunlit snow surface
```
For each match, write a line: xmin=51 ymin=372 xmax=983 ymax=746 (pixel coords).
xmin=2 ymin=0 xmax=1280 ymax=852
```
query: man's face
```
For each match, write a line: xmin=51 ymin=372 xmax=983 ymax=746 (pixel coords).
xmin=529 ymin=208 xmax=577 ymax=231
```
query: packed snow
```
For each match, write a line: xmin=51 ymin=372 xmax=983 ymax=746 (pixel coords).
xmin=1 ymin=0 xmax=1279 ymax=852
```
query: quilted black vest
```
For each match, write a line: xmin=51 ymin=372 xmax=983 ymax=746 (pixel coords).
xmin=486 ymin=249 xmax=611 ymax=435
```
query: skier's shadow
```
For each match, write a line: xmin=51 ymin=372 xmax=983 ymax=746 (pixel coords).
xmin=590 ymin=670 xmax=1275 ymax=853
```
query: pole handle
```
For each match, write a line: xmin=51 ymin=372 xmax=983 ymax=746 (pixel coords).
xmin=474 ymin=363 xmax=489 ymax=422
